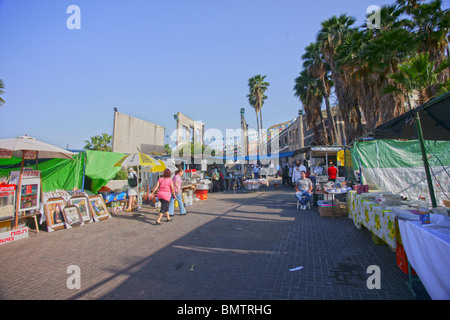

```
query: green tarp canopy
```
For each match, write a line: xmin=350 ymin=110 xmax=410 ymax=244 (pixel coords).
xmin=0 ymin=150 xmax=125 ymax=193
xmin=350 ymin=91 xmax=450 ymax=207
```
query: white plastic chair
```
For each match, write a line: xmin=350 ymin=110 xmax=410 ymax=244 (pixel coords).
xmin=297 ymin=196 xmax=311 ymax=210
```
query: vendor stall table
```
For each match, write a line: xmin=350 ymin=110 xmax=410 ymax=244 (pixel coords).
xmin=347 ymin=190 xmax=397 ymax=248
xmin=324 ymin=189 xmax=347 ymax=216
xmin=398 ymin=218 xmax=450 ymax=300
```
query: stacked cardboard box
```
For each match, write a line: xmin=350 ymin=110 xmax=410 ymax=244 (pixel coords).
xmin=318 ymin=201 xmax=346 ymax=217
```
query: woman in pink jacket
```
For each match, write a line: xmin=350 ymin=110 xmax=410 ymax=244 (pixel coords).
xmin=150 ymin=169 xmax=176 ymax=225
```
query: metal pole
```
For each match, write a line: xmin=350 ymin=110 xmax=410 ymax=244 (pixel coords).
xmin=81 ymin=151 xmax=86 ymax=191
xmin=14 ymin=156 xmax=25 ymax=230
xmin=414 ymin=112 xmax=437 ymax=208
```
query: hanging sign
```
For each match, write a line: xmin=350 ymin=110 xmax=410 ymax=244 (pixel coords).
xmin=23 ymin=150 xmax=37 ymax=160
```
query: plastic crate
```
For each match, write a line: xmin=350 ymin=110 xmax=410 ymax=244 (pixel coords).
xmin=396 ymin=243 xmax=417 ymax=275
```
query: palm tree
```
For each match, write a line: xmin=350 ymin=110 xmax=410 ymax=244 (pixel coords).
xmin=334 ymin=5 xmax=419 ymax=130
xmin=247 ymin=75 xmax=269 ymax=156
xmin=317 ymin=14 xmax=365 ymax=143
xmin=0 ymin=79 xmax=5 ymax=106
xmin=294 ymin=70 xmax=329 ymax=145
xmin=84 ymin=133 xmax=113 ymax=151
xmin=302 ymin=42 xmax=336 ymax=144
xmin=163 ymin=144 xmax=172 ymax=155
xmin=384 ymin=52 xmax=450 ymax=107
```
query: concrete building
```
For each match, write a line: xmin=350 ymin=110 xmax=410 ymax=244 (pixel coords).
xmin=112 ymin=111 xmax=164 ymax=154
xmin=174 ymin=112 xmax=205 ymax=147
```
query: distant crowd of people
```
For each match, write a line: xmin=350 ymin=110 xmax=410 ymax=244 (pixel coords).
xmin=126 ymin=159 xmax=339 ymax=221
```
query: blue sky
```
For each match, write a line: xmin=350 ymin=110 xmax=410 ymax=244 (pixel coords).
xmin=0 ymin=0 xmax=431 ymax=150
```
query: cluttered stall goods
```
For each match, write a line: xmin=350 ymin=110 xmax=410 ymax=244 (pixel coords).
xmin=0 ymin=149 xmax=125 ymax=237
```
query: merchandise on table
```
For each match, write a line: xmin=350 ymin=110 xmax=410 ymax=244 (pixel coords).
xmin=243 ymin=179 xmax=269 ymax=191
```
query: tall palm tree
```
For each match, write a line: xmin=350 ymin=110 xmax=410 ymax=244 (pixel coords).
xmin=247 ymin=75 xmax=269 ymax=156
xmin=294 ymin=70 xmax=329 ymax=145
xmin=0 ymin=79 xmax=5 ymax=106
xmin=317 ymin=14 xmax=364 ymax=143
xmin=302 ymin=42 xmax=336 ymax=144
xmin=334 ymin=5 xmax=419 ymax=130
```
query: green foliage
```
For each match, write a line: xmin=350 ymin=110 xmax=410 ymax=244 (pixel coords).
xmin=113 ymin=168 xmax=128 ymax=180
xmin=84 ymin=133 xmax=112 ymax=151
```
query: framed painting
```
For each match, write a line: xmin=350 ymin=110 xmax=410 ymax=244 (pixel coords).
xmin=62 ymin=205 xmax=83 ymax=228
xmin=44 ymin=197 xmax=66 ymax=232
xmin=88 ymin=195 xmax=110 ymax=221
xmin=69 ymin=195 xmax=91 ymax=223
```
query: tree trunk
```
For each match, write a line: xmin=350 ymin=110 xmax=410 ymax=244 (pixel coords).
xmin=255 ymin=110 xmax=260 ymax=159
xmin=259 ymin=108 xmax=264 ymax=154
xmin=321 ymin=77 xmax=337 ymax=145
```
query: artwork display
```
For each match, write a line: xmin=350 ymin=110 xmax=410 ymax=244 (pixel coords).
xmin=62 ymin=205 xmax=83 ymax=228
xmin=44 ymin=197 xmax=66 ymax=232
xmin=88 ymin=195 xmax=110 ymax=221
xmin=11 ymin=170 xmax=41 ymax=213
xmin=69 ymin=195 xmax=91 ymax=223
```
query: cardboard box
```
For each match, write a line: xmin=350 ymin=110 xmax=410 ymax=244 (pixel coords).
xmin=443 ymin=199 xmax=450 ymax=208
xmin=318 ymin=204 xmax=344 ymax=217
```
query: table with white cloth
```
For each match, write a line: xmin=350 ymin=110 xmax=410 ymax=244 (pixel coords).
xmin=347 ymin=190 xmax=398 ymax=248
xmin=243 ymin=179 xmax=269 ymax=191
xmin=398 ymin=216 xmax=450 ymax=300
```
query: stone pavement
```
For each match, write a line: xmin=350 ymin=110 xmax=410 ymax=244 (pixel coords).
xmin=0 ymin=186 xmax=430 ymax=300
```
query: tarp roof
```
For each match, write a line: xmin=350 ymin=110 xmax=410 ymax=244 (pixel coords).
xmin=368 ymin=91 xmax=450 ymax=141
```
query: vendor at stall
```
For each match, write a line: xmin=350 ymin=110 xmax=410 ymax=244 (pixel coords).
xmin=252 ymin=164 xmax=261 ymax=179
xmin=327 ymin=162 xmax=337 ymax=182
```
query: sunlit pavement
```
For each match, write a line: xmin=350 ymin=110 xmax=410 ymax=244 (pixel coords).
xmin=0 ymin=185 xmax=430 ymax=300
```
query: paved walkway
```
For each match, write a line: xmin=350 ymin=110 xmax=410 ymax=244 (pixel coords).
xmin=0 ymin=186 xmax=430 ymax=300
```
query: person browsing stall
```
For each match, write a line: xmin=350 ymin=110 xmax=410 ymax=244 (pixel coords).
xmin=169 ymin=169 xmax=187 ymax=216
xmin=294 ymin=171 xmax=313 ymax=210
xmin=125 ymin=167 xmax=138 ymax=212
xmin=150 ymin=169 xmax=176 ymax=225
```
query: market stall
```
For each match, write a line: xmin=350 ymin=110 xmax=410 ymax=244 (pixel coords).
xmin=295 ymin=145 xmax=344 ymax=179
xmin=0 ymin=135 xmax=76 ymax=237
xmin=398 ymin=216 xmax=450 ymax=300
xmin=345 ymin=92 xmax=450 ymax=299
xmin=317 ymin=184 xmax=352 ymax=217
xmin=347 ymin=190 xmax=398 ymax=248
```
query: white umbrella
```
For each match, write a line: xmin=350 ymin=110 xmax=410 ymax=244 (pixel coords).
xmin=0 ymin=135 xmax=75 ymax=160
xmin=0 ymin=135 xmax=75 ymax=229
